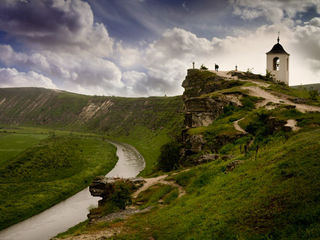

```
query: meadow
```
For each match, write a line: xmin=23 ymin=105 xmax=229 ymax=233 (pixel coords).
xmin=0 ymin=128 xmax=118 ymax=230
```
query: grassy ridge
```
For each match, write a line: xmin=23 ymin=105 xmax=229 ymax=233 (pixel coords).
xmin=0 ymin=89 xmax=184 ymax=176
xmin=0 ymin=135 xmax=117 ymax=230
xmin=0 ymin=132 xmax=48 ymax=165
xmin=113 ymin=129 xmax=320 ymax=240
xmin=0 ymin=88 xmax=184 ymax=134
xmin=0 ymin=89 xmax=184 ymax=230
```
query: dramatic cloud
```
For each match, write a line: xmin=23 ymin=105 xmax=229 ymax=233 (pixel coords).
xmin=0 ymin=44 xmax=123 ymax=95
xmin=231 ymin=0 xmax=320 ymax=23
xmin=0 ymin=68 xmax=56 ymax=89
xmin=0 ymin=0 xmax=319 ymax=96
xmin=0 ymin=0 xmax=113 ymax=57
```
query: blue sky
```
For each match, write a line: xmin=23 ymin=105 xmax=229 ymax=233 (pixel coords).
xmin=0 ymin=0 xmax=320 ymax=96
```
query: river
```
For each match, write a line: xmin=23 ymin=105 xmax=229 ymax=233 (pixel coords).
xmin=0 ymin=141 xmax=145 ymax=240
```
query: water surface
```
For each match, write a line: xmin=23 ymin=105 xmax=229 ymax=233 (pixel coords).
xmin=0 ymin=141 xmax=145 ymax=240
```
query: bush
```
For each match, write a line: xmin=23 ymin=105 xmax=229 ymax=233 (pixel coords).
xmin=110 ymin=180 xmax=134 ymax=209
xmin=309 ymin=88 xmax=319 ymax=100
xmin=200 ymin=64 xmax=208 ymax=70
xmin=157 ymin=141 xmax=181 ymax=172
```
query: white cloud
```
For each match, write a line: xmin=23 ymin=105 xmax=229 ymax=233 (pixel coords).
xmin=0 ymin=0 xmax=113 ymax=57
xmin=0 ymin=44 xmax=123 ymax=95
xmin=0 ymin=68 xmax=56 ymax=89
xmin=115 ymin=42 xmax=142 ymax=68
xmin=230 ymin=0 xmax=320 ymax=23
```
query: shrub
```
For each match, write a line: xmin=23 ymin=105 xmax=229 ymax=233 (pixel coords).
xmin=157 ymin=141 xmax=181 ymax=172
xmin=265 ymin=70 xmax=274 ymax=81
xmin=309 ymin=88 xmax=319 ymax=100
xmin=110 ymin=180 xmax=133 ymax=209
xmin=200 ymin=64 xmax=208 ymax=70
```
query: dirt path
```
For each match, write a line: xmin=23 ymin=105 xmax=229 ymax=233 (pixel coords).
xmin=233 ymin=118 xmax=247 ymax=134
xmin=214 ymin=71 xmax=270 ymax=88
xmin=53 ymin=227 xmax=122 ymax=240
xmin=242 ymin=86 xmax=320 ymax=113
xmin=285 ymin=119 xmax=300 ymax=131
xmin=132 ymin=174 xmax=186 ymax=198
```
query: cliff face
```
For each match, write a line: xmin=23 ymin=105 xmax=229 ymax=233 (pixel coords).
xmin=182 ymin=69 xmax=242 ymax=128
xmin=181 ymin=69 xmax=244 ymax=162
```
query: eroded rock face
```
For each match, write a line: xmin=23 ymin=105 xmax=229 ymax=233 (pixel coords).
xmin=181 ymin=69 xmax=240 ymax=161
xmin=89 ymin=176 xmax=145 ymax=203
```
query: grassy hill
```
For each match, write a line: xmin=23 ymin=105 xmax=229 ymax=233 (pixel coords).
xmin=0 ymin=132 xmax=118 ymax=230
xmin=292 ymin=83 xmax=320 ymax=92
xmin=2 ymin=73 xmax=320 ymax=239
xmin=54 ymin=71 xmax=320 ymax=240
xmin=0 ymin=88 xmax=185 ymax=175
xmin=0 ymin=88 xmax=184 ymax=230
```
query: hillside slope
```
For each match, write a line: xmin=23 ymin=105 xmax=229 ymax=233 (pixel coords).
xmin=0 ymin=88 xmax=183 ymax=135
xmin=55 ymin=70 xmax=320 ymax=240
xmin=0 ymin=88 xmax=184 ymax=175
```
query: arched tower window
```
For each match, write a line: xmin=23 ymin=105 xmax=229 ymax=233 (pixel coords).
xmin=273 ymin=57 xmax=280 ymax=71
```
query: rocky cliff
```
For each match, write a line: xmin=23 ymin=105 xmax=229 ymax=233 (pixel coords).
xmin=181 ymin=69 xmax=249 ymax=163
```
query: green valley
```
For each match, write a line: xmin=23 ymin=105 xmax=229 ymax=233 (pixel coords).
xmin=2 ymin=69 xmax=320 ymax=239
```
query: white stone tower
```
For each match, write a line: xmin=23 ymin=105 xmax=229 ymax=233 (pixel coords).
xmin=266 ymin=34 xmax=290 ymax=85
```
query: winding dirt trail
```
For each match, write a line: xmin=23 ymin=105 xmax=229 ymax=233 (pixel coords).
xmin=241 ymin=86 xmax=320 ymax=113
xmin=132 ymin=174 xmax=186 ymax=199
xmin=233 ymin=118 xmax=247 ymax=134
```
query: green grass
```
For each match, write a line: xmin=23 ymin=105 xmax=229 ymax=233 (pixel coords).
xmin=112 ymin=129 xmax=320 ymax=240
xmin=266 ymin=83 xmax=320 ymax=106
xmin=0 ymin=135 xmax=118 ymax=230
xmin=135 ymin=184 xmax=175 ymax=208
xmin=0 ymin=132 xmax=47 ymax=165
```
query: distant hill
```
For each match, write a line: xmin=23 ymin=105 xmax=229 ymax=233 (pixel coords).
xmin=291 ymin=83 xmax=320 ymax=92
xmin=0 ymin=87 xmax=184 ymax=136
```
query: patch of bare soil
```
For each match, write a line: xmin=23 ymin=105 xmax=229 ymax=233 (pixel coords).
xmin=79 ymin=100 xmax=113 ymax=122
xmin=132 ymin=174 xmax=186 ymax=199
xmin=285 ymin=119 xmax=300 ymax=132
xmin=242 ymin=86 xmax=320 ymax=113
xmin=233 ymin=118 xmax=247 ymax=134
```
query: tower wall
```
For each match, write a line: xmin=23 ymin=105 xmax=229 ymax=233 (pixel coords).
xmin=266 ymin=53 xmax=289 ymax=85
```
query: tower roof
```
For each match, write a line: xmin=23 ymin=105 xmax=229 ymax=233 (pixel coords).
xmin=266 ymin=42 xmax=289 ymax=55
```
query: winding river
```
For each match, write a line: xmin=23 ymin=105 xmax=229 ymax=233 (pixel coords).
xmin=0 ymin=141 xmax=145 ymax=240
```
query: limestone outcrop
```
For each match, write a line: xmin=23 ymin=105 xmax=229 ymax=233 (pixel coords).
xmin=89 ymin=176 xmax=145 ymax=205
xmin=181 ymin=69 xmax=243 ymax=162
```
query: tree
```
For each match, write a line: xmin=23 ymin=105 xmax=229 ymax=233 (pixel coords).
xmin=157 ymin=141 xmax=181 ymax=172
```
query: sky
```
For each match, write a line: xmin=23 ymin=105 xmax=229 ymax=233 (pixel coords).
xmin=0 ymin=0 xmax=320 ymax=97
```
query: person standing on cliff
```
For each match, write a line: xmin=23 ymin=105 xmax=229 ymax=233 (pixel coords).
xmin=215 ymin=64 xmax=219 ymax=72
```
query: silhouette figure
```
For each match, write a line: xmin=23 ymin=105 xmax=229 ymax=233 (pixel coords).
xmin=215 ymin=64 xmax=219 ymax=72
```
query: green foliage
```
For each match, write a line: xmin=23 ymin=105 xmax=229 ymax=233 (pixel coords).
xmin=110 ymin=180 xmax=134 ymax=209
xmin=157 ymin=141 xmax=181 ymax=172
xmin=241 ymin=95 xmax=260 ymax=110
xmin=0 ymin=135 xmax=117 ymax=230
xmin=135 ymin=184 xmax=174 ymax=208
xmin=309 ymin=88 xmax=319 ymax=100
xmin=265 ymin=70 xmax=274 ymax=81
xmin=112 ymin=129 xmax=320 ymax=239
xmin=0 ymin=132 xmax=47 ymax=165
xmin=200 ymin=64 xmax=208 ymax=70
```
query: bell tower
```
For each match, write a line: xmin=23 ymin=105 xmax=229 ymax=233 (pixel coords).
xmin=266 ymin=33 xmax=290 ymax=85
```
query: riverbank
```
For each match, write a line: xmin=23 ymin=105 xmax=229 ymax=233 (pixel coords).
xmin=0 ymin=134 xmax=118 ymax=231
xmin=0 ymin=138 xmax=145 ymax=240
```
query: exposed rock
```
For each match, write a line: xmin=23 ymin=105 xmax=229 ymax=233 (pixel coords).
xmin=290 ymin=97 xmax=308 ymax=104
xmin=196 ymin=154 xmax=219 ymax=164
xmin=89 ymin=176 xmax=145 ymax=203
xmin=221 ymin=155 xmax=233 ymax=161
xmin=184 ymin=97 xmax=228 ymax=128
xmin=225 ymin=160 xmax=242 ymax=172
xmin=180 ymin=69 xmax=246 ymax=162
